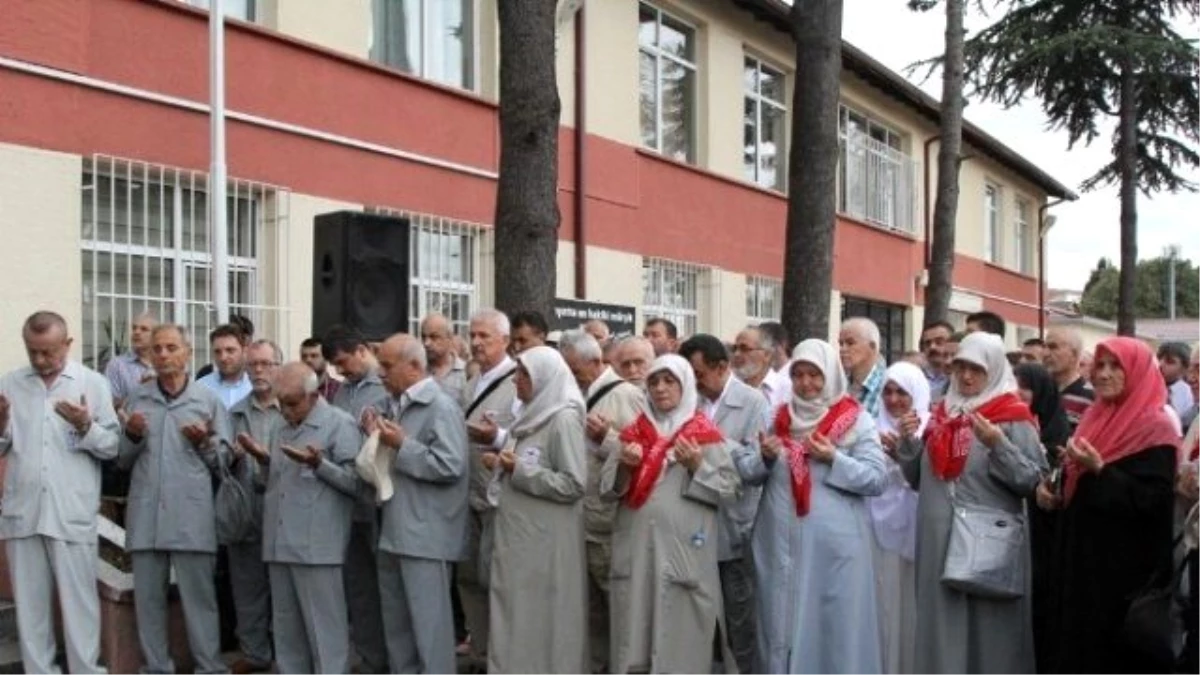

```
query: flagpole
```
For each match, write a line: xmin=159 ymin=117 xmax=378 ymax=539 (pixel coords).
xmin=210 ymin=0 xmax=230 ymax=324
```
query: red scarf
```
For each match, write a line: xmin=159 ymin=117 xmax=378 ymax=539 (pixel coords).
xmin=618 ymin=412 xmax=724 ymax=509
xmin=923 ymin=392 xmax=1035 ymax=481
xmin=773 ymin=396 xmax=861 ymax=517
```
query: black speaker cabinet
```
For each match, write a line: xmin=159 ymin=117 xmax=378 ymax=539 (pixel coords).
xmin=312 ymin=211 xmax=411 ymax=341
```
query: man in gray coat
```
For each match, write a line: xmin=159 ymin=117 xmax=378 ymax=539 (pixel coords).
xmin=680 ymin=334 xmax=767 ymax=675
xmin=238 ymin=362 xmax=362 ymax=674
xmin=366 ymin=334 xmax=469 ymax=673
xmin=226 ymin=339 xmax=283 ymax=673
xmin=119 ymin=323 xmax=230 ymax=674
xmin=324 ymin=325 xmax=389 ymax=673
xmin=0 ymin=311 xmax=120 ymax=674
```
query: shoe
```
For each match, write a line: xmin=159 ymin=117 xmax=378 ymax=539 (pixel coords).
xmin=455 ymin=633 xmax=472 ymax=657
xmin=230 ymin=658 xmax=272 ymax=674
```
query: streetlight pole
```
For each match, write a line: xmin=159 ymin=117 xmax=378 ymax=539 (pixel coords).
xmin=1166 ymin=244 xmax=1180 ymax=320
xmin=210 ymin=0 xmax=230 ymax=324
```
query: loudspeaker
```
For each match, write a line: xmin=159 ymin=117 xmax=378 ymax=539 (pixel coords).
xmin=312 ymin=211 xmax=411 ymax=341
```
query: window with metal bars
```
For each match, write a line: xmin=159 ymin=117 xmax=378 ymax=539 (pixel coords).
xmin=841 ymin=295 xmax=907 ymax=364
xmin=745 ymin=275 xmax=782 ymax=324
xmin=642 ymin=257 xmax=706 ymax=337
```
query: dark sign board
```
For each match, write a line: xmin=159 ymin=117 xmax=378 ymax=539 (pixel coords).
xmin=552 ymin=298 xmax=637 ymax=336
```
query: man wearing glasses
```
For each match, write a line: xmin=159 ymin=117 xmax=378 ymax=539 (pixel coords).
xmin=731 ymin=325 xmax=789 ymax=411
xmin=918 ymin=321 xmax=955 ymax=400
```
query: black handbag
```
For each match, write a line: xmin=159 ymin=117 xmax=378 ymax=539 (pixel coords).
xmin=1120 ymin=535 xmax=1185 ymax=667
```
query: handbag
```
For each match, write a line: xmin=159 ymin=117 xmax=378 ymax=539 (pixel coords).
xmin=1120 ymin=534 xmax=1186 ymax=667
xmin=940 ymin=482 xmax=1027 ymax=599
xmin=214 ymin=459 xmax=254 ymax=545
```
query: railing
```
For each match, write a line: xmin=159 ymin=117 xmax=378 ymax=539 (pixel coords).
xmin=838 ymin=132 xmax=917 ymax=234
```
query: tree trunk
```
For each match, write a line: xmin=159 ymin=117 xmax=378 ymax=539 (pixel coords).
xmin=782 ymin=0 xmax=844 ymax=343
xmin=923 ymin=0 xmax=966 ymax=325
xmin=1116 ymin=59 xmax=1138 ymax=336
xmin=493 ymin=0 xmax=562 ymax=318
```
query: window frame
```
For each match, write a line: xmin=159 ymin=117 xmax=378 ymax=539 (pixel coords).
xmin=745 ymin=275 xmax=782 ymax=324
xmin=743 ymin=54 xmax=788 ymax=191
xmin=638 ymin=1 xmax=699 ymax=163
xmin=984 ymin=182 xmax=1001 ymax=263
xmin=837 ymin=104 xmax=914 ymax=233
xmin=369 ymin=0 xmax=479 ymax=92
xmin=841 ymin=296 xmax=907 ymax=364
xmin=184 ymin=0 xmax=255 ymax=21
xmin=642 ymin=257 xmax=705 ymax=337
xmin=1015 ymin=197 xmax=1032 ymax=274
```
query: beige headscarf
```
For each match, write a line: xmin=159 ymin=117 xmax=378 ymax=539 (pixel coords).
xmin=788 ymin=339 xmax=851 ymax=435
xmin=509 ymin=346 xmax=585 ymax=440
xmin=943 ymin=332 xmax=1018 ymax=416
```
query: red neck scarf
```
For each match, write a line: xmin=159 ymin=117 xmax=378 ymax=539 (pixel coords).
xmin=1065 ymin=338 xmax=1181 ymax=504
xmin=773 ymin=396 xmax=861 ymax=517
xmin=923 ymin=392 xmax=1035 ymax=481
xmin=618 ymin=412 xmax=724 ymax=509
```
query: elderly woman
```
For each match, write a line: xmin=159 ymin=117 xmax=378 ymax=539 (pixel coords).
xmin=896 ymin=332 xmax=1045 ymax=673
xmin=740 ymin=339 xmax=887 ymax=674
xmin=601 ymin=354 xmax=740 ymax=673
xmin=1037 ymin=337 xmax=1180 ymax=673
xmin=482 ymin=346 xmax=589 ymax=673
xmin=871 ymin=361 xmax=929 ymax=674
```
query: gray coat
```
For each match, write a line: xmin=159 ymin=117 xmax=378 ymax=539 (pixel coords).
xmin=261 ymin=398 xmax=361 ymax=566
xmin=118 ymin=380 xmax=230 ymax=553
xmin=229 ymin=395 xmax=281 ymax=543
xmin=708 ymin=376 xmax=769 ymax=561
xmin=464 ymin=365 xmax=519 ymax=514
xmin=330 ymin=370 xmax=387 ymax=519
xmin=375 ymin=379 xmax=469 ymax=561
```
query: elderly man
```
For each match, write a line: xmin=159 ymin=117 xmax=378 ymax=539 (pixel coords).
xmin=226 ymin=340 xmax=283 ymax=674
xmin=1044 ymin=327 xmax=1094 ymax=432
xmin=119 ymin=323 xmax=230 ymax=674
xmin=731 ymin=325 xmax=789 ymax=409
xmin=323 ymin=325 xmax=389 ymax=674
xmin=363 ymin=334 xmax=469 ymax=673
xmin=105 ymin=311 xmax=157 ymax=409
xmin=678 ymin=334 xmax=766 ymax=675
xmin=613 ymin=336 xmax=656 ymax=388
xmin=840 ymin=317 xmax=888 ymax=417
xmin=918 ymin=320 xmax=953 ymax=399
xmin=300 ymin=337 xmax=340 ymax=401
xmin=583 ymin=319 xmax=612 ymax=347
xmin=421 ymin=313 xmax=469 ymax=406
xmin=458 ymin=308 xmax=519 ymax=660
xmin=237 ymin=362 xmax=361 ymax=674
xmin=558 ymin=329 xmax=642 ymax=672
xmin=642 ymin=317 xmax=679 ymax=356
xmin=0 ymin=312 xmax=119 ymax=674
xmin=197 ymin=323 xmax=253 ymax=410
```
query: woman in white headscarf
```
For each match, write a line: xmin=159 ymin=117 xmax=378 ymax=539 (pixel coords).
xmin=895 ymin=332 xmax=1046 ymax=674
xmin=739 ymin=339 xmax=887 ymax=674
xmin=870 ymin=361 xmax=930 ymax=674
xmin=600 ymin=354 xmax=740 ymax=674
xmin=483 ymin=346 xmax=589 ymax=674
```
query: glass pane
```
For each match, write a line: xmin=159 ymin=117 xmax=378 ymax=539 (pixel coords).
xmin=660 ymin=15 xmax=693 ymax=62
xmin=639 ymin=51 xmax=658 ymax=149
xmin=371 ymin=0 xmax=421 ymax=74
xmin=427 ymin=0 xmax=473 ymax=88
xmin=89 ymin=175 xmax=174 ymax=249
xmin=743 ymin=98 xmax=758 ymax=183
xmin=660 ymin=61 xmax=694 ymax=162
xmin=745 ymin=282 xmax=756 ymax=318
xmin=759 ymin=64 xmax=785 ymax=103
xmin=416 ymin=229 xmax=470 ymax=283
xmin=760 ymin=104 xmax=785 ymax=189
xmin=188 ymin=0 xmax=253 ymax=20
xmin=638 ymin=4 xmax=657 ymax=47
xmin=743 ymin=57 xmax=758 ymax=93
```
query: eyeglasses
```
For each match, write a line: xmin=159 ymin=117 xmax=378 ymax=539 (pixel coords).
xmin=247 ymin=360 xmax=280 ymax=369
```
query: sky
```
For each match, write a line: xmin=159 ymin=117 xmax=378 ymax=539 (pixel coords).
xmin=840 ymin=0 xmax=1199 ymax=291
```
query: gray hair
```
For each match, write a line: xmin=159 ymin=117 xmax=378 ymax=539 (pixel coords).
xmin=1047 ymin=326 xmax=1083 ymax=355
xmin=470 ymin=308 xmax=511 ymax=336
xmin=841 ymin=317 xmax=881 ymax=352
xmin=151 ymin=323 xmax=191 ymax=348
xmin=746 ymin=324 xmax=777 ymax=352
xmin=248 ymin=339 xmax=283 ymax=364
xmin=398 ymin=334 xmax=428 ymax=370
xmin=558 ymin=329 xmax=602 ymax=361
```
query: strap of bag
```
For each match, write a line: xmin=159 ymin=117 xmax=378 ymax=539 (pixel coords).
xmin=587 ymin=380 xmax=624 ymax=412
xmin=465 ymin=368 xmax=516 ymax=419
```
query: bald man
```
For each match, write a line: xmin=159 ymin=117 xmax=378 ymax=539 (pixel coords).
xmin=582 ymin=319 xmax=612 ymax=347
xmin=366 ymin=335 xmax=469 ymax=673
xmin=238 ymin=362 xmax=361 ymax=674
xmin=613 ymin=336 xmax=655 ymax=388
xmin=421 ymin=314 xmax=469 ymax=407
xmin=1044 ymin=327 xmax=1094 ymax=432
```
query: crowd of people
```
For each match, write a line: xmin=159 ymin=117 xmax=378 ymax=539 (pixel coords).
xmin=0 ymin=305 xmax=1196 ymax=674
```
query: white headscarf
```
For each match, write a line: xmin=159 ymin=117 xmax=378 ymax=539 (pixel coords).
xmin=943 ymin=332 xmax=1018 ymax=415
xmin=788 ymin=339 xmax=850 ymax=435
xmin=643 ymin=354 xmax=699 ymax=436
xmin=510 ymin=346 xmax=585 ymax=439
xmin=877 ymin=361 xmax=932 ymax=436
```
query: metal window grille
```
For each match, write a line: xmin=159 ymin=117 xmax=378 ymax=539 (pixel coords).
xmin=638 ymin=2 xmax=697 ymax=163
xmin=743 ymin=56 xmax=787 ymax=190
xmin=643 ymin=257 xmax=705 ymax=337
xmin=80 ymin=155 xmax=291 ymax=374
xmin=841 ymin=296 xmax=908 ymax=364
xmin=837 ymin=106 xmax=917 ymax=234
xmin=745 ymin=275 xmax=782 ymax=324
xmin=367 ymin=207 xmax=485 ymax=338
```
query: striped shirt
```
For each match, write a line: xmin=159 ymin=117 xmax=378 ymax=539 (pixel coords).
xmin=103 ymin=351 xmax=154 ymax=404
xmin=1060 ymin=377 xmax=1094 ymax=433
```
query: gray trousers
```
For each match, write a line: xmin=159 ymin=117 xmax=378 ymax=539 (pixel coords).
xmin=344 ymin=518 xmax=387 ymax=672
xmin=131 ymin=550 xmax=226 ymax=674
xmin=718 ymin=555 xmax=756 ymax=675
xmin=456 ymin=508 xmax=494 ymax=658
xmin=268 ymin=563 xmax=349 ymax=674
xmin=586 ymin=539 xmax=611 ymax=673
xmin=377 ymin=553 xmax=455 ymax=674
xmin=6 ymin=536 xmax=104 ymax=674
xmin=227 ymin=539 xmax=272 ymax=666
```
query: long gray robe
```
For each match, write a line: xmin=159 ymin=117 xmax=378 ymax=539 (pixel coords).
xmin=487 ymin=408 xmax=589 ymax=674
xmin=896 ymin=420 xmax=1046 ymax=674
xmin=740 ymin=410 xmax=887 ymax=674
xmin=600 ymin=435 xmax=740 ymax=673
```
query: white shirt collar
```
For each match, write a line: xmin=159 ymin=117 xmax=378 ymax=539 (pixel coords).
xmin=474 ymin=355 xmax=516 ymax=398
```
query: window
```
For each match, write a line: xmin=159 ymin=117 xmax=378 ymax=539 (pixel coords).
xmin=182 ymin=0 xmax=255 ymax=20
xmin=643 ymin=258 xmax=705 ymax=336
xmin=744 ymin=57 xmax=787 ymax=190
xmin=745 ymin=275 xmax=782 ymax=324
xmin=841 ymin=296 xmax=906 ymax=364
xmin=1015 ymin=198 xmax=1032 ymax=274
xmin=985 ymin=183 xmax=1000 ymax=263
xmin=80 ymin=156 xmax=290 ymax=374
xmin=639 ymin=3 xmax=697 ymax=163
xmin=369 ymin=207 xmax=484 ymax=337
xmin=838 ymin=105 xmax=915 ymax=232
xmin=370 ymin=0 xmax=476 ymax=90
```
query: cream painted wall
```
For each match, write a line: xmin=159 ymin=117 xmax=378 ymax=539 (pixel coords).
xmin=555 ymin=244 xmax=576 ymax=298
xmin=282 ymin=194 xmax=362 ymax=359
xmin=266 ymin=0 xmax=372 ymax=59
xmin=584 ymin=0 xmax=640 ymax=146
xmin=583 ymin=245 xmax=645 ymax=321
xmin=710 ymin=270 xmax=748 ymax=340
xmin=0 ymin=145 xmax=83 ymax=371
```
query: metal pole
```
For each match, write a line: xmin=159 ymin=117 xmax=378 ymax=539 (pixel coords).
xmin=1167 ymin=244 xmax=1179 ymax=320
xmin=210 ymin=0 xmax=230 ymax=324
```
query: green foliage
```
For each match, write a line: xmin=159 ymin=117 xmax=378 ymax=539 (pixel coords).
xmin=1079 ymin=254 xmax=1200 ymax=319
xmin=82 ymin=317 xmax=127 ymax=373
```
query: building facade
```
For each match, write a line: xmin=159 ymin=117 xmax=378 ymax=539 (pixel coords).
xmin=0 ymin=0 xmax=1074 ymax=371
